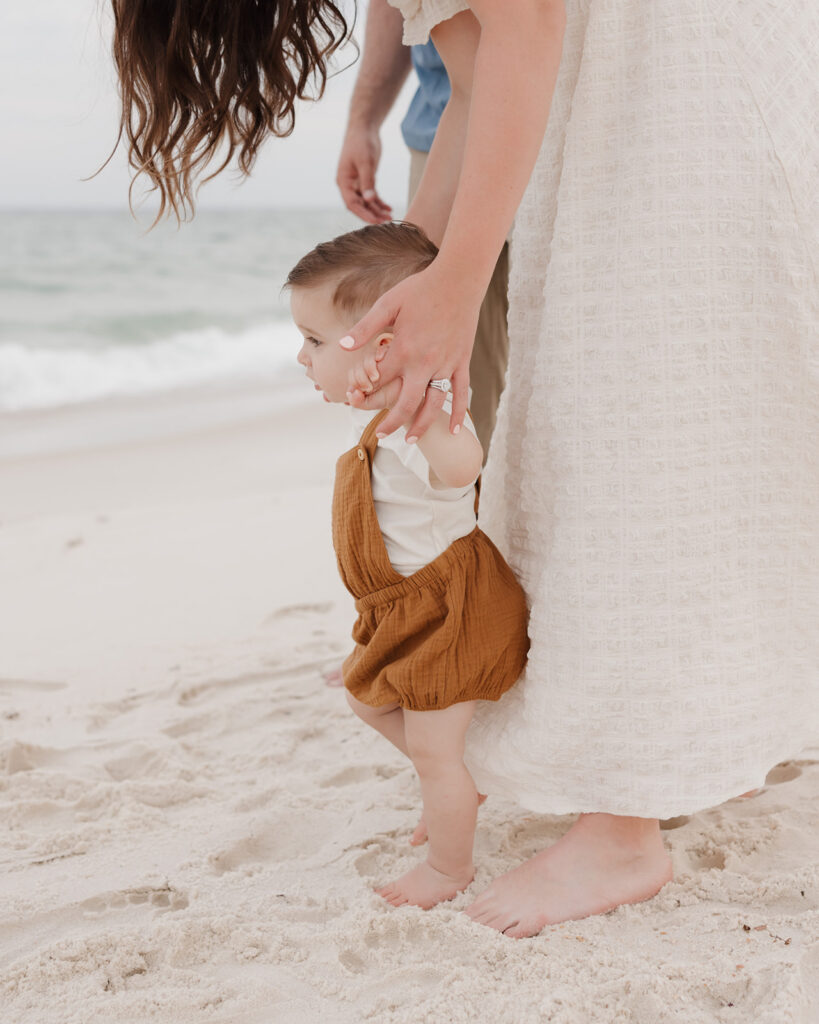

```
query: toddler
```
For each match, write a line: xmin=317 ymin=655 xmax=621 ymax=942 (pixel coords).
xmin=285 ymin=221 xmax=529 ymax=910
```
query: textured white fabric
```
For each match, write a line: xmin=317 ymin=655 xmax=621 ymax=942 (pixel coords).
xmin=348 ymin=391 xmax=480 ymax=576
xmin=394 ymin=0 xmax=819 ymax=816
xmin=387 ymin=0 xmax=470 ymax=45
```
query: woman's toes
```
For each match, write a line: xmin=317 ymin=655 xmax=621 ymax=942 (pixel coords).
xmin=483 ymin=910 xmax=510 ymax=931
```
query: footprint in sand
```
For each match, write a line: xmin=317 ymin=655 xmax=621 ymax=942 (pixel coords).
xmin=353 ymin=838 xmax=405 ymax=879
xmin=80 ymin=885 xmax=189 ymax=917
xmin=681 ymin=838 xmax=728 ymax=872
xmin=209 ymin=810 xmax=342 ymax=873
xmin=266 ymin=602 xmax=334 ymax=623
xmin=339 ymin=935 xmax=446 ymax=984
xmin=1 ymin=740 xmax=71 ymax=775
xmin=764 ymin=763 xmax=803 ymax=786
xmin=319 ymin=764 xmax=404 ymax=788
xmin=0 ymin=678 xmax=67 ymax=692
xmin=659 ymin=815 xmax=690 ymax=830
xmin=338 ymin=950 xmax=367 ymax=974
xmin=362 ymin=918 xmax=427 ymax=951
xmin=103 ymin=743 xmax=169 ymax=781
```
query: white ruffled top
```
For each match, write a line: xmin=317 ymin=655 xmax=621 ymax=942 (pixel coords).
xmin=386 ymin=0 xmax=471 ymax=46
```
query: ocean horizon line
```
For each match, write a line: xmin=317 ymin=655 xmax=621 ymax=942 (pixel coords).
xmin=0 ymin=204 xmax=403 ymax=216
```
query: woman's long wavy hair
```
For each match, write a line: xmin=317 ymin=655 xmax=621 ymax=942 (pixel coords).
xmin=103 ymin=0 xmax=356 ymax=223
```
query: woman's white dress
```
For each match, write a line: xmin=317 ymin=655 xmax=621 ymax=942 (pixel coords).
xmin=389 ymin=0 xmax=819 ymax=816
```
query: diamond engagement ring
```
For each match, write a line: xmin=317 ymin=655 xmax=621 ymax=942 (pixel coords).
xmin=427 ymin=378 xmax=452 ymax=394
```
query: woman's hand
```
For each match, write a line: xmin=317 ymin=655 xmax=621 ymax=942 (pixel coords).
xmin=339 ymin=261 xmax=481 ymax=441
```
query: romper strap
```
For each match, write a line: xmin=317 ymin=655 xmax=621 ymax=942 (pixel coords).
xmin=359 ymin=406 xmax=481 ymax=515
xmin=357 ymin=408 xmax=390 ymax=452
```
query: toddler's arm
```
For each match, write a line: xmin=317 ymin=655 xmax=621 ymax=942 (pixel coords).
xmin=412 ymin=410 xmax=483 ymax=489
xmin=351 ymin=373 xmax=482 ymax=488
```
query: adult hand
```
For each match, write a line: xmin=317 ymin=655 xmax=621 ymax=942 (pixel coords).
xmin=339 ymin=262 xmax=481 ymax=441
xmin=336 ymin=122 xmax=393 ymax=224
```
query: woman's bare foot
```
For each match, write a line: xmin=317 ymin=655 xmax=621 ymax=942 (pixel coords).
xmin=465 ymin=812 xmax=673 ymax=938
xmin=410 ymin=792 xmax=488 ymax=846
xmin=377 ymin=861 xmax=474 ymax=910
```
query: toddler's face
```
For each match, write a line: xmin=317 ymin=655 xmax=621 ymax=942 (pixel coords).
xmin=291 ymin=280 xmax=361 ymax=404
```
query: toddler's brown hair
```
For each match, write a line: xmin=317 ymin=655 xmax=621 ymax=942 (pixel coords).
xmin=285 ymin=221 xmax=438 ymax=319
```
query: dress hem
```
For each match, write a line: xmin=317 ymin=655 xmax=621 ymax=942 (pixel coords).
xmin=466 ymin=738 xmax=819 ymax=819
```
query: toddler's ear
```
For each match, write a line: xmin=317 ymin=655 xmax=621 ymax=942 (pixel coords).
xmin=374 ymin=331 xmax=393 ymax=361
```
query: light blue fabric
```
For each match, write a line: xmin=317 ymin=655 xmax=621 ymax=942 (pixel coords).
xmin=400 ymin=41 xmax=450 ymax=153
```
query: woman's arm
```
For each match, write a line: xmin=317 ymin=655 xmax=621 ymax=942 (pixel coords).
xmin=433 ymin=1 xmax=565 ymax=299
xmin=341 ymin=0 xmax=566 ymax=440
xmin=404 ymin=12 xmax=481 ymax=246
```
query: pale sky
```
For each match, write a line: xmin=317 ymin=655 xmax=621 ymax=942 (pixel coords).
xmin=0 ymin=2 xmax=415 ymax=211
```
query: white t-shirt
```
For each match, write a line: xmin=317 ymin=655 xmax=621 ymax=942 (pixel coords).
xmin=347 ymin=391 xmax=481 ymax=577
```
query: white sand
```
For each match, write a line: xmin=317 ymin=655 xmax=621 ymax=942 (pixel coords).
xmin=1 ymin=380 xmax=818 ymax=1024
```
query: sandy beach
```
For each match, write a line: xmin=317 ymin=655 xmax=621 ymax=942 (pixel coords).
xmin=2 ymin=379 xmax=818 ymax=1023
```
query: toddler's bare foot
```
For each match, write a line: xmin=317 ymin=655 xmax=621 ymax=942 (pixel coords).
xmin=465 ymin=813 xmax=672 ymax=938
xmin=322 ymin=664 xmax=344 ymax=687
xmin=410 ymin=792 xmax=488 ymax=846
xmin=377 ymin=861 xmax=474 ymax=910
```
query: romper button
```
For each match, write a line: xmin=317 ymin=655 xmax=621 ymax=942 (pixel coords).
xmin=357 ymin=448 xmax=365 ymax=460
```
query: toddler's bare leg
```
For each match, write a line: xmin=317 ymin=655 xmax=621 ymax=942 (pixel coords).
xmin=377 ymin=701 xmax=477 ymax=910
xmin=410 ymin=792 xmax=488 ymax=847
xmin=345 ymin=692 xmax=485 ymax=847
xmin=346 ymin=691 xmax=409 ymax=757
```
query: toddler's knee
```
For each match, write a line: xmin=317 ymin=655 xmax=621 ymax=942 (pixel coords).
xmin=407 ymin=739 xmax=462 ymax=778
xmin=346 ymin=691 xmax=399 ymax=723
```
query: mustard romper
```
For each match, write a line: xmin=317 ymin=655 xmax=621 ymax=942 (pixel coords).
xmin=332 ymin=408 xmax=530 ymax=711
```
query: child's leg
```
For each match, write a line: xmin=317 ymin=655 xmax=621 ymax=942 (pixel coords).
xmin=346 ymin=691 xmax=409 ymax=758
xmin=377 ymin=701 xmax=477 ymax=910
xmin=345 ymin=692 xmax=485 ymax=849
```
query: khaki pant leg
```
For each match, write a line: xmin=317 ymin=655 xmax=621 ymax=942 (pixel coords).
xmin=407 ymin=148 xmax=510 ymax=464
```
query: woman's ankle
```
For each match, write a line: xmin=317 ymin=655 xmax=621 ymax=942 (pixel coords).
xmin=575 ymin=812 xmax=662 ymax=852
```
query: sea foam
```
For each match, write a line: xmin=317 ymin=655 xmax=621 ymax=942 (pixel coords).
xmin=0 ymin=321 xmax=298 ymax=411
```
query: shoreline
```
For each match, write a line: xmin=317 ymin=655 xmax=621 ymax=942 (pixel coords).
xmin=0 ymin=368 xmax=309 ymax=462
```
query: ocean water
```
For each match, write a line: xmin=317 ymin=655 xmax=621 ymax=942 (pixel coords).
xmin=0 ymin=208 xmax=368 ymax=412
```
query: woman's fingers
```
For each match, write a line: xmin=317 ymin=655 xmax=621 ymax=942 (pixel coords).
xmin=448 ymin=368 xmax=470 ymax=436
xmin=339 ymin=298 xmax=396 ymax=353
xmin=403 ymin=385 xmax=448 ymax=443
xmin=367 ymin=374 xmax=431 ymax=437
xmin=402 ymin=366 xmax=469 ymax=441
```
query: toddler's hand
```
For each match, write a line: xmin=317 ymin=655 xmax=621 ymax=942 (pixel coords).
xmin=347 ymin=376 xmax=402 ymax=411
xmin=347 ymin=351 xmax=381 ymax=397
